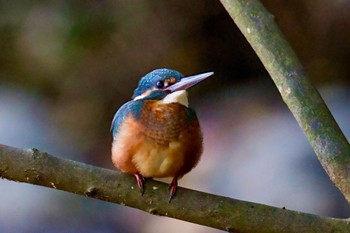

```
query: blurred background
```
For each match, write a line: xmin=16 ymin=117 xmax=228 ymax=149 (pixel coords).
xmin=0 ymin=0 xmax=349 ymax=232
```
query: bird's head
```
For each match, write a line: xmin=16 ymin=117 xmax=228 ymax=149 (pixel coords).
xmin=132 ymin=68 xmax=213 ymax=106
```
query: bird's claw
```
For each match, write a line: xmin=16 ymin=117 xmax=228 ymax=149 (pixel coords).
xmin=134 ymin=173 xmax=145 ymax=195
xmin=168 ymin=178 xmax=178 ymax=203
xmin=134 ymin=174 xmax=178 ymax=202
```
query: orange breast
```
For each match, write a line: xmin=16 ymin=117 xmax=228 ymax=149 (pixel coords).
xmin=111 ymin=101 xmax=202 ymax=178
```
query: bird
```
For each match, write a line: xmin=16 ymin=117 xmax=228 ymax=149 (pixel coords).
xmin=111 ymin=68 xmax=213 ymax=202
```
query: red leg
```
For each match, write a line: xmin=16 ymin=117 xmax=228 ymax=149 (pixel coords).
xmin=134 ymin=173 xmax=145 ymax=195
xmin=168 ymin=177 xmax=178 ymax=202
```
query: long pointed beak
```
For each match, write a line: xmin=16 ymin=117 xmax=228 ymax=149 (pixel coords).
xmin=165 ymin=71 xmax=214 ymax=92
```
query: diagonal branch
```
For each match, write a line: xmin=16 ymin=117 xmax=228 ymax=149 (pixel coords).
xmin=0 ymin=144 xmax=349 ymax=233
xmin=219 ymin=0 xmax=350 ymax=204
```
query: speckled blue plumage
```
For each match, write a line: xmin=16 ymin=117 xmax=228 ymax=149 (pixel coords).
xmin=112 ymin=68 xmax=185 ymax=137
xmin=111 ymin=100 xmax=143 ymax=139
xmin=132 ymin=69 xmax=184 ymax=98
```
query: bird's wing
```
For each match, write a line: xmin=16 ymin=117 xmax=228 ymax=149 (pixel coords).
xmin=138 ymin=101 xmax=199 ymax=143
xmin=111 ymin=100 xmax=142 ymax=139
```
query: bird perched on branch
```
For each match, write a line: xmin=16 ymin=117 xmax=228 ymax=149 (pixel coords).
xmin=111 ymin=68 xmax=213 ymax=201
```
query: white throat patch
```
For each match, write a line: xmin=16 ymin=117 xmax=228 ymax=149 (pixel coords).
xmin=161 ymin=90 xmax=188 ymax=107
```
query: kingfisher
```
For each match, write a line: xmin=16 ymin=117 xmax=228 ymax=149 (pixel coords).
xmin=111 ymin=68 xmax=213 ymax=202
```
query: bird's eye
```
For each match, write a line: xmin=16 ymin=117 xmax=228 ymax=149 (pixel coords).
xmin=156 ymin=80 xmax=165 ymax=88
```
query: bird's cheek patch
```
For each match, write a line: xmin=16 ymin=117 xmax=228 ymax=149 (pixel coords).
xmin=133 ymin=89 xmax=154 ymax=100
xmin=167 ymin=77 xmax=177 ymax=85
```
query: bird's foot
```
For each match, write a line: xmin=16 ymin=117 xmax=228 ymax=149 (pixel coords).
xmin=134 ymin=173 xmax=145 ymax=195
xmin=168 ymin=177 xmax=178 ymax=203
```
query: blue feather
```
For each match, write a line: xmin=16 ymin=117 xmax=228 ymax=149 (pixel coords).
xmin=132 ymin=69 xmax=183 ymax=98
xmin=111 ymin=100 xmax=143 ymax=139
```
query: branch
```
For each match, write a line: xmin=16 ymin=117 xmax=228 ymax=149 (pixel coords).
xmin=0 ymin=144 xmax=349 ymax=232
xmin=219 ymin=0 xmax=350 ymax=204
